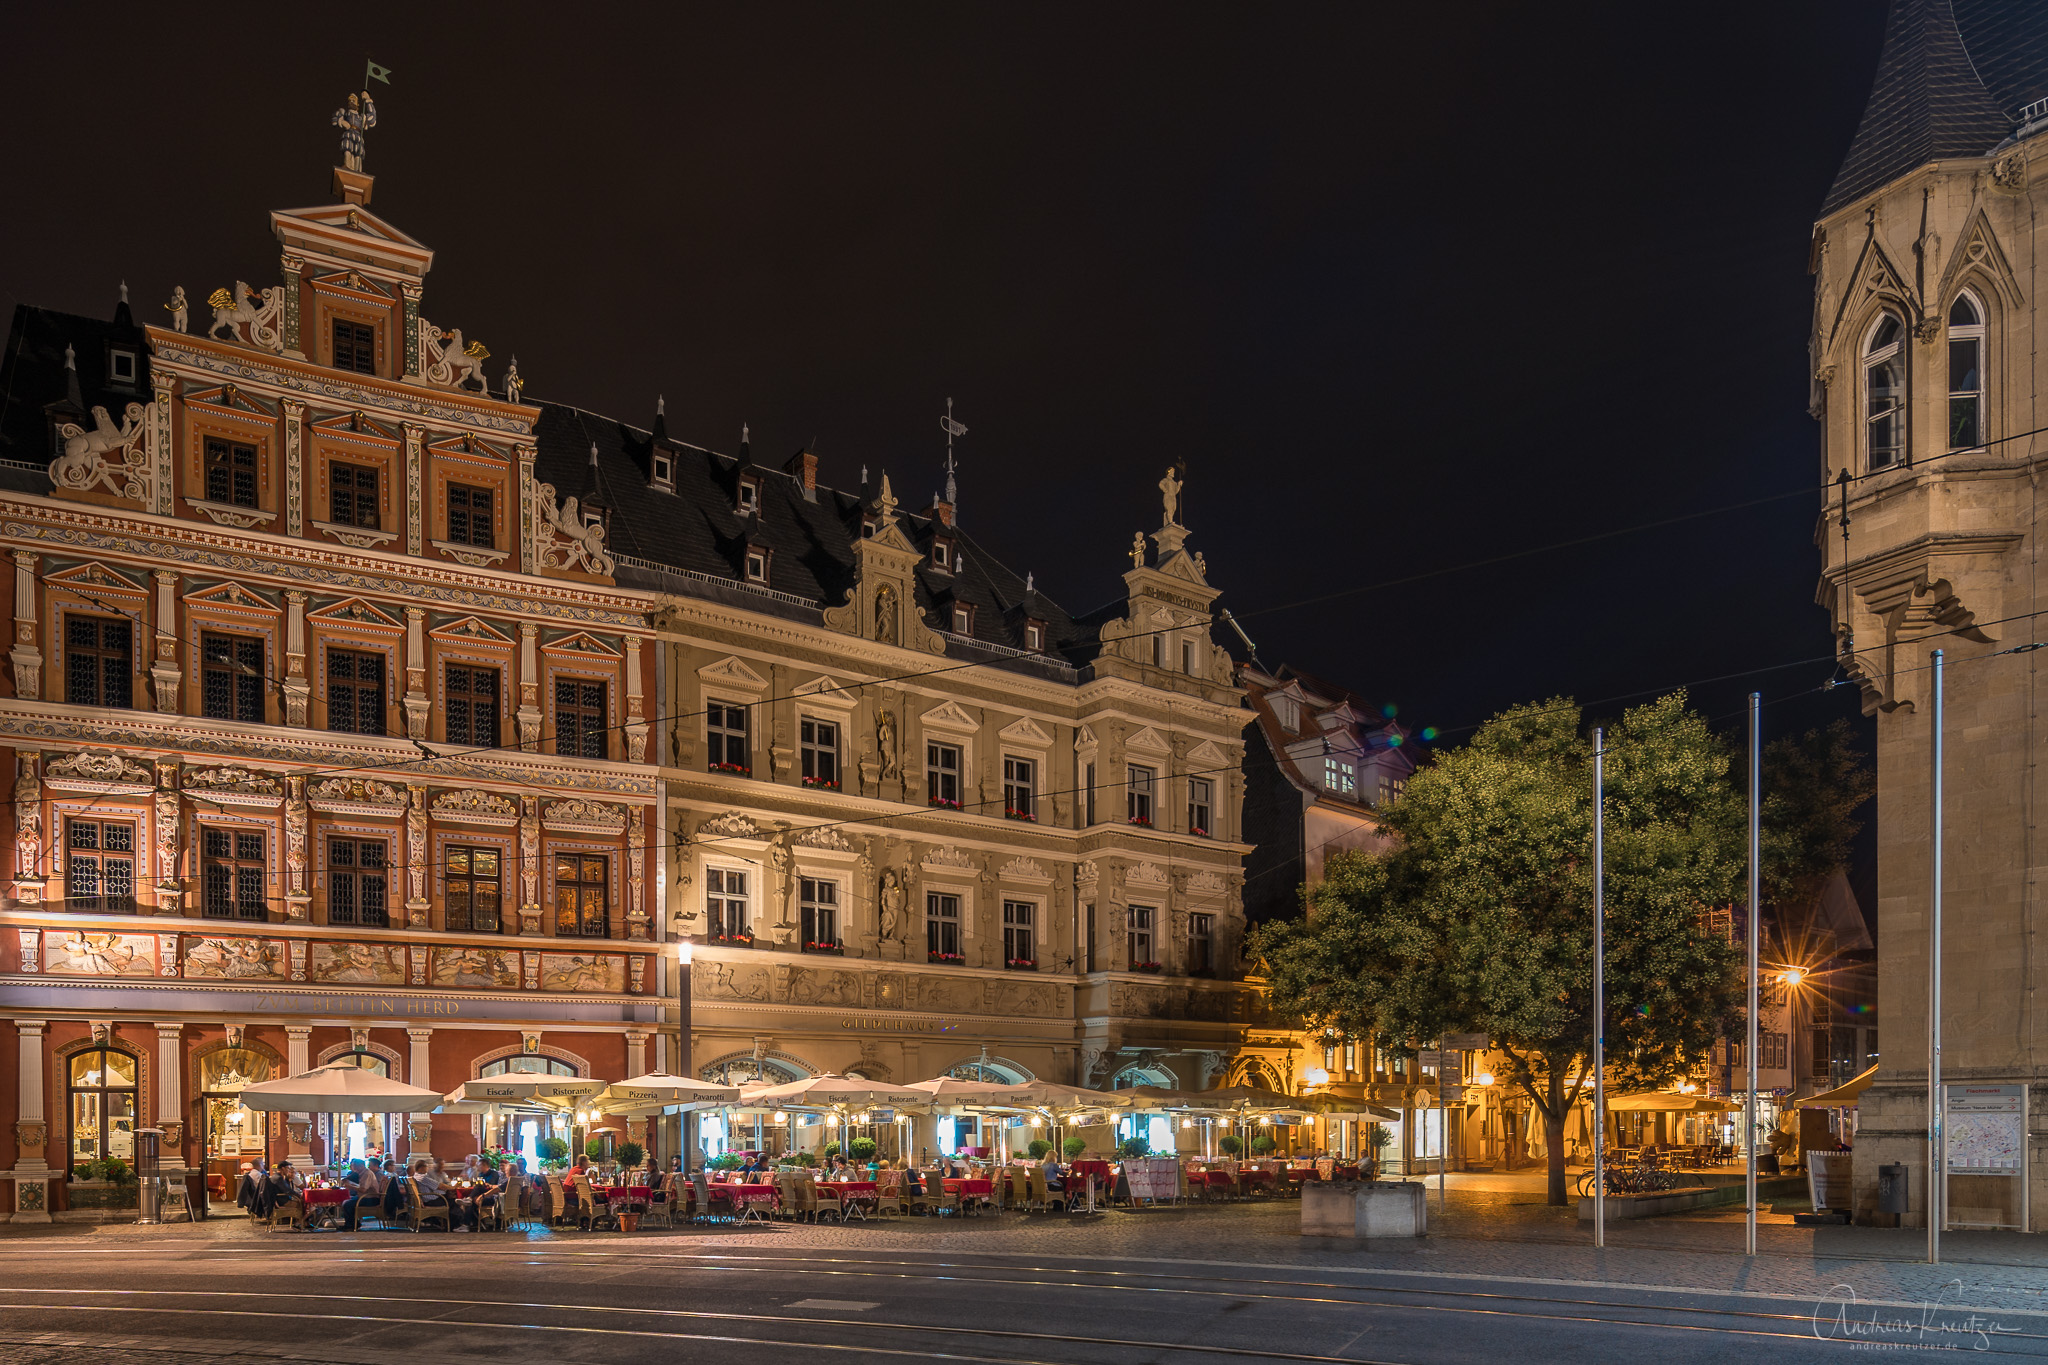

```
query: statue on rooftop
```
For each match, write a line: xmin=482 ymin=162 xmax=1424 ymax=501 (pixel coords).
xmin=1159 ymin=466 xmax=1182 ymax=527
xmin=332 ymin=92 xmax=378 ymax=173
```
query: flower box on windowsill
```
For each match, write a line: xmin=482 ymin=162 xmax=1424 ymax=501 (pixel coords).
xmin=1131 ymin=961 xmax=1162 ymax=974
xmin=802 ymin=942 xmax=843 ymax=955
xmin=1189 ymin=827 xmax=1210 ymax=838
xmin=1004 ymin=809 xmax=1036 ymax=823
xmin=710 ymin=932 xmax=758 ymax=949
xmin=928 ymin=797 xmax=963 ymax=811
xmin=1005 ymin=959 xmax=1037 ymax=971
xmin=709 ymin=762 xmax=751 ymax=777
xmin=802 ymin=777 xmax=841 ymax=790
xmin=928 ymin=950 xmax=965 ymax=965
xmin=1127 ymin=816 xmax=1153 ymax=827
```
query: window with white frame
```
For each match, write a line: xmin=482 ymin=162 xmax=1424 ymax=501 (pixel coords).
xmin=1324 ymin=757 xmax=1356 ymax=795
xmin=1002 ymin=756 xmax=1035 ymax=820
xmin=1024 ymin=623 xmax=1044 ymax=651
xmin=800 ymin=717 xmax=839 ymax=788
xmin=1866 ymin=312 xmax=1905 ymax=470
xmin=1272 ymin=694 xmax=1300 ymax=732
xmin=1949 ymin=292 xmax=1984 ymax=450
xmin=1376 ymin=774 xmax=1405 ymax=806
xmin=1126 ymin=764 xmax=1156 ymax=824
xmin=744 ymin=548 xmax=768 ymax=583
xmin=927 ymin=891 xmax=962 ymax=960
xmin=706 ymin=699 xmax=749 ymax=773
xmin=951 ymin=603 xmax=972 ymax=634
xmin=1127 ymin=904 xmax=1155 ymax=966
xmin=932 ymin=539 xmax=952 ymax=571
xmin=108 ymin=348 xmax=137 ymax=385
xmin=1187 ymin=776 xmax=1213 ymax=835
xmin=927 ymin=740 xmax=962 ymax=807
xmin=1002 ymin=900 xmax=1035 ymax=967
xmin=800 ymin=877 xmax=839 ymax=950
xmin=706 ymin=867 xmax=749 ymax=941
xmin=737 ymin=475 xmax=761 ymax=513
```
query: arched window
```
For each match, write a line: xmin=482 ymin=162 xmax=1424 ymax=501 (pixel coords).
xmin=481 ymin=1055 xmax=577 ymax=1078
xmin=68 ymin=1047 xmax=138 ymax=1170
xmin=1865 ymin=312 xmax=1905 ymax=470
xmin=1948 ymin=292 xmax=1985 ymax=450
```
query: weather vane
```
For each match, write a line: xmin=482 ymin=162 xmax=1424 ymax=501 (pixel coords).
xmin=940 ymin=398 xmax=967 ymax=505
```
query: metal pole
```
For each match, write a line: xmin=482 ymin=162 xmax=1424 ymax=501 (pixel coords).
xmin=1930 ymin=649 xmax=1945 ymax=1263
xmin=1593 ymin=726 xmax=1606 ymax=1248
xmin=1438 ymin=1044 xmax=1447 ymax=1215
xmin=1747 ymin=691 xmax=1760 ymax=1257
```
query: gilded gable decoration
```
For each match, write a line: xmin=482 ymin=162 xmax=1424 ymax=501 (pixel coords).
xmin=421 ymin=321 xmax=490 ymax=391
xmin=44 ymin=750 xmax=153 ymax=795
xmin=205 ymin=281 xmax=285 ymax=352
xmin=51 ymin=404 xmax=150 ymax=502
xmin=307 ymin=776 xmax=408 ymax=817
xmin=183 ymin=767 xmax=285 ymax=808
xmin=542 ymin=798 xmax=628 ymax=835
xmin=430 ymin=788 xmax=520 ymax=827
xmin=532 ymin=481 xmax=615 ymax=577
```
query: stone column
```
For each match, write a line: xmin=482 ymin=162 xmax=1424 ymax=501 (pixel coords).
xmin=403 ymin=607 xmax=428 ymax=740
xmin=624 ymin=636 xmax=648 ymax=762
xmin=284 ymin=1026 xmax=313 ymax=1162
xmin=284 ymin=775 xmax=310 ymax=923
xmin=149 ymin=367 xmax=176 ymax=517
xmin=155 ymin=1024 xmax=188 ymax=1172
xmin=148 ymin=570 xmax=180 ymax=713
xmin=400 ymin=284 xmax=423 ymax=381
xmin=626 ymin=1031 xmax=648 ymax=1080
xmin=279 ymin=255 xmax=305 ymax=359
xmin=402 ymin=424 xmax=424 ymax=557
xmin=405 ymin=784 xmax=429 ymax=928
xmin=11 ymin=1020 xmax=50 ymax=1222
xmin=516 ymin=445 xmax=538 ymax=572
xmin=406 ymin=1028 xmax=433 ymax=1157
xmin=282 ymin=399 xmax=306 ymax=538
xmin=517 ymin=624 xmax=541 ymax=750
xmin=282 ymin=591 xmax=310 ymax=726
xmin=8 ymin=551 xmax=40 ymax=699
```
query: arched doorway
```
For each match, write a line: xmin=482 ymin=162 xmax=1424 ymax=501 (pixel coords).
xmin=1113 ymin=1064 xmax=1182 ymax=1155
xmin=699 ymin=1054 xmax=807 ymax=1160
xmin=198 ymin=1047 xmax=274 ymax=1169
xmin=480 ymin=1055 xmax=580 ymax=1168
xmin=67 ymin=1046 xmax=139 ymax=1173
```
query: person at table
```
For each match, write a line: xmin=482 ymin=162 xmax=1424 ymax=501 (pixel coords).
xmin=411 ymin=1158 xmax=460 ymax=1231
xmin=341 ymin=1158 xmax=385 ymax=1232
xmin=1041 ymin=1151 xmax=1067 ymax=1201
xmin=265 ymin=1161 xmax=305 ymax=1222
xmin=234 ymin=1161 xmax=266 ymax=1219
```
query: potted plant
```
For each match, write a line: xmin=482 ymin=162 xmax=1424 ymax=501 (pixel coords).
xmin=1004 ymin=807 xmax=1036 ymax=823
xmin=610 ymin=1141 xmax=647 ymax=1230
xmin=1131 ymin=961 xmax=1162 ymax=974
xmin=802 ymin=776 xmax=840 ymax=790
xmin=929 ymin=950 xmax=964 ymax=964
xmin=709 ymin=761 xmax=751 ymax=776
xmin=1005 ymin=957 xmax=1037 ymax=970
xmin=804 ymin=940 xmax=844 ymax=955
xmin=1127 ymin=815 xmax=1153 ymax=827
xmin=1364 ymin=1124 xmax=1393 ymax=1181
xmin=1062 ymin=1137 xmax=1088 ymax=1160
xmin=1117 ymin=1135 xmax=1152 ymax=1160
xmin=792 ymin=1149 xmax=819 ymax=1169
xmin=1026 ymin=1138 xmax=1052 ymax=1160
xmin=850 ymin=1137 xmax=878 ymax=1166
xmin=1250 ymin=1135 xmax=1276 ymax=1156
xmin=928 ymin=795 xmax=963 ymax=811
xmin=823 ymin=1141 xmax=842 ymax=1161
xmin=1218 ymin=1134 xmax=1244 ymax=1157
xmin=709 ymin=1153 xmax=745 ymax=1172
xmin=539 ymin=1136 xmax=571 ymax=1169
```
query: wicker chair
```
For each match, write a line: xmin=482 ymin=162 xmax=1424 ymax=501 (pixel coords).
xmin=813 ymin=1180 xmax=844 ymax=1223
xmin=573 ymin=1173 xmax=615 ymax=1231
xmin=270 ymin=1195 xmax=306 ymax=1231
xmin=645 ymin=1173 xmax=676 ymax=1229
xmin=403 ymin=1179 xmax=450 ymax=1233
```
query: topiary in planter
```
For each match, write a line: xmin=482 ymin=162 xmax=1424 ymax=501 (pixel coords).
xmin=1218 ymin=1135 xmax=1244 ymax=1156
xmin=1026 ymin=1138 xmax=1052 ymax=1159
xmin=539 ymin=1137 xmax=570 ymax=1167
xmin=585 ymin=1137 xmax=608 ymax=1162
xmin=1062 ymin=1137 xmax=1087 ymax=1159
xmin=1250 ymin=1135 xmax=1275 ymax=1155
xmin=823 ymin=1141 xmax=841 ymax=1160
xmin=849 ymin=1137 xmax=877 ymax=1162
xmin=1117 ymin=1135 xmax=1151 ymax=1159
xmin=616 ymin=1141 xmax=645 ymax=1171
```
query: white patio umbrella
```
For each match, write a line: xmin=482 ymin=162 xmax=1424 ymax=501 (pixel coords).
xmin=588 ymin=1072 xmax=742 ymax=1114
xmin=237 ymin=1062 xmax=444 ymax=1113
xmin=746 ymin=1073 xmax=929 ymax=1110
xmin=444 ymin=1076 xmax=606 ymax=1105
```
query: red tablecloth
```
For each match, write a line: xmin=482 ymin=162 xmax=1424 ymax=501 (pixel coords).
xmin=944 ymin=1178 xmax=993 ymax=1197
xmin=302 ymin=1188 xmax=348 ymax=1207
xmin=1069 ymin=1160 xmax=1113 ymax=1187
xmin=1243 ymin=1169 xmax=1277 ymax=1185
xmin=593 ymin=1185 xmax=654 ymax=1200
xmin=831 ymin=1181 xmax=878 ymax=1196
xmin=725 ymin=1185 xmax=779 ymax=1207
xmin=1284 ymin=1168 xmax=1318 ymax=1182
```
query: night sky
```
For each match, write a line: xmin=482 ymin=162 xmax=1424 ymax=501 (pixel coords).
xmin=0 ymin=4 xmax=1888 ymax=754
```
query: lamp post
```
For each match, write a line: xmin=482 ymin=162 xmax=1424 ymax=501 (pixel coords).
xmin=673 ymin=939 xmax=694 ymax=1166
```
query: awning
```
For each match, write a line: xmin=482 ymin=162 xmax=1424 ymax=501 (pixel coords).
xmin=1797 ymin=1064 xmax=1878 ymax=1109
xmin=238 ymin=1062 xmax=444 ymax=1113
xmin=1603 ymin=1091 xmax=1731 ymax=1112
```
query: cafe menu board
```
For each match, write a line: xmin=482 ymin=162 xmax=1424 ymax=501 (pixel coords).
xmin=1946 ymin=1085 xmax=2025 ymax=1173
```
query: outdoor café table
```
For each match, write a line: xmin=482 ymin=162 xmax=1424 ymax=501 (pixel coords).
xmin=833 ymin=1180 xmax=879 ymax=1221
xmin=727 ymin=1181 xmax=779 ymax=1223
xmin=942 ymin=1177 xmax=993 ymax=1214
xmin=1242 ymin=1168 xmax=1277 ymax=1192
xmin=302 ymin=1186 xmax=347 ymax=1228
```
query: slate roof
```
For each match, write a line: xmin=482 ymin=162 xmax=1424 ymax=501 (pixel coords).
xmin=1824 ymin=0 xmax=2048 ymax=214
xmin=0 ymin=303 xmax=150 ymax=495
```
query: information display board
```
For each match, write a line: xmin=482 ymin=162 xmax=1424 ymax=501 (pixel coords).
xmin=1944 ymin=1083 xmax=2027 ymax=1231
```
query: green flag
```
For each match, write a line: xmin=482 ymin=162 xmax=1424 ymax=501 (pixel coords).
xmin=366 ymin=59 xmax=393 ymax=86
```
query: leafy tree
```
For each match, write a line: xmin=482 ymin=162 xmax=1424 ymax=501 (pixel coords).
xmin=1251 ymin=694 xmax=1751 ymax=1205
xmin=1742 ymin=718 xmax=1874 ymax=919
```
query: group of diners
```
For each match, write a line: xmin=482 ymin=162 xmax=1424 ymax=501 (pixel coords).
xmin=235 ymin=1153 xmax=509 ymax=1232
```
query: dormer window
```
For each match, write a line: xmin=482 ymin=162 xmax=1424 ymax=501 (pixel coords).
xmin=1323 ymin=757 xmax=1357 ymax=796
xmin=333 ymin=319 xmax=376 ymax=376
xmin=951 ymin=603 xmax=974 ymax=634
xmin=932 ymin=539 xmax=953 ymax=571
xmin=651 ymin=453 xmax=674 ymax=490
xmin=744 ymin=548 xmax=770 ymax=584
xmin=1024 ymin=623 xmax=1044 ymax=651
xmin=107 ymin=348 xmax=137 ymax=385
xmin=1273 ymin=695 xmax=1300 ymax=732
xmin=737 ymin=476 xmax=761 ymax=513
xmin=861 ymin=517 xmax=877 ymax=539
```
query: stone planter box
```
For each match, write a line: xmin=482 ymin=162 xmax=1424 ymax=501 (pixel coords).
xmin=1301 ymin=1180 xmax=1427 ymax=1239
xmin=66 ymin=1180 xmax=139 ymax=1210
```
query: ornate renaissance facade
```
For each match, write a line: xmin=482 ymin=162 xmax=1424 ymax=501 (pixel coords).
xmin=1813 ymin=1 xmax=2048 ymax=1227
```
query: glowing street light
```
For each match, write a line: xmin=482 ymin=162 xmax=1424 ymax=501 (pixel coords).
xmin=1304 ymin=1067 xmax=1331 ymax=1087
xmin=1776 ymin=967 xmax=1807 ymax=988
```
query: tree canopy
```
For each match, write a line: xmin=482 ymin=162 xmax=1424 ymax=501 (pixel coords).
xmin=1250 ymin=692 xmax=1845 ymax=1203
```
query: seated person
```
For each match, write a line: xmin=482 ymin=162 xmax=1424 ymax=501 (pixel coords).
xmin=411 ymin=1158 xmax=458 ymax=1229
xmin=377 ymin=1159 xmax=405 ymax=1222
xmin=265 ymin=1160 xmax=305 ymax=1218
xmin=234 ymin=1161 xmax=266 ymax=1218
xmin=341 ymin=1158 xmax=385 ymax=1232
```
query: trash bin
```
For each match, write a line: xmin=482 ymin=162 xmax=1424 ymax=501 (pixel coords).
xmin=1878 ymin=1162 xmax=1908 ymax=1214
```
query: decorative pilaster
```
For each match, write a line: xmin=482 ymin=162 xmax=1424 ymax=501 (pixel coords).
xmin=517 ymin=445 xmax=538 ymax=572
xmin=12 ymin=1020 xmax=50 ymax=1223
xmin=149 ymin=570 xmax=180 ymax=712
xmin=519 ymin=796 xmax=542 ymax=933
xmin=624 ymin=636 xmax=648 ymax=762
xmin=626 ymin=1032 xmax=649 ymax=1081
xmin=406 ymin=1027 xmax=433 ymax=1154
xmin=9 ymin=551 xmax=40 ymax=699
xmin=15 ymin=928 xmax=39 ymax=973
xmin=284 ymin=775 xmax=310 ymax=922
xmin=155 ymin=1024 xmax=187 ymax=1161
xmin=627 ymin=806 xmax=649 ymax=941
xmin=405 ymin=784 xmax=429 ymax=927
xmin=13 ymin=752 xmax=43 ymax=904
xmin=403 ymin=607 xmax=428 ymax=739
xmin=279 ymin=255 xmax=305 ymax=359
xmin=283 ymin=591 xmax=310 ymax=726
xmin=402 ymin=423 xmax=424 ymax=557
xmin=517 ymin=623 xmax=541 ymax=750
xmin=153 ymin=760 xmax=181 ymax=914
xmin=282 ymin=399 xmax=306 ymax=537
xmin=400 ymin=283 xmax=423 ymax=381
xmin=149 ymin=367 xmax=176 ymax=517
xmin=284 ymin=1026 xmax=313 ymax=1161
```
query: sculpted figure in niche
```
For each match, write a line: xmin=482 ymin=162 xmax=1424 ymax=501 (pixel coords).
xmin=875 ymin=709 xmax=898 ymax=776
xmin=878 ymin=867 xmax=907 ymax=940
xmin=874 ymin=585 xmax=898 ymax=646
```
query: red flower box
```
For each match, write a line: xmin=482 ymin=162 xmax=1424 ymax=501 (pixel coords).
xmin=1004 ymin=808 xmax=1037 ymax=823
xmin=1005 ymin=959 xmax=1037 ymax=970
xmin=928 ymin=950 xmax=965 ymax=964
xmin=1132 ymin=961 xmax=1162 ymax=973
xmin=803 ymin=941 xmax=843 ymax=955
xmin=1190 ymin=827 xmax=1209 ymax=838
xmin=709 ymin=762 xmax=751 ymax=776
xmin=928 ymin=797 xmax=963 ymax=810
xmin=802 ymin=776 xmax=841 ymax=789
xmin=1127 ymin=816 xmax=1152 ymax=827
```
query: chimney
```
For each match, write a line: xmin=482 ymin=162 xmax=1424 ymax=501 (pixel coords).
xmin=925 ymin=496 xmax=955 ymax=528
xmin=783 ymin=447 xmax=818 ymax=502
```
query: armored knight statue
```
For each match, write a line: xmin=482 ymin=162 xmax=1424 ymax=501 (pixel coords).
xmin=333 ymin=91 xmax=378 ymax=172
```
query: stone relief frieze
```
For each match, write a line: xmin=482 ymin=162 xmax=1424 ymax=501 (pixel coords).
xmin=311 ymin=942 xmax=406 ymax=984
xmin=42 ymin=932 xmax=156 ymax=977
xmin=182 ymin=936 xmax=288 ymax=980
xmin=539 ymin=953 xmax=625 ymax=993
xmin=430 ymin=946 xmax=520 ymax=989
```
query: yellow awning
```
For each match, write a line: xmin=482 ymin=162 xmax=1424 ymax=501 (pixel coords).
xmin=1797 ymin=1064 xmax=1878 ymax=1108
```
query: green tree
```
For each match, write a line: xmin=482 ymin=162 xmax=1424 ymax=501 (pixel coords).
xmin=1251 ymin=694 xmax=1750 ymax=1205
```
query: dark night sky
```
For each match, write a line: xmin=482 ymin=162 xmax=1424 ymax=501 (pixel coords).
xmin=0 ymin=4 xmax=1888 ymax=752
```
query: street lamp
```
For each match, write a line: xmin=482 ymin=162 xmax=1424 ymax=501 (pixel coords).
xmin=1776 ymin=966 xmax=1806 ymax=988
xmin=1304 ymin=1067 xmax=1331 ymax=1087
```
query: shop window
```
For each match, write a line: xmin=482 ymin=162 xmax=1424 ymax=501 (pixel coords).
xmin=706 ymin=867 xmax=748 ymax=942
xmin=1002 ymin=900 xmax=1035 ymax=967
xmin=1127 ymin=904 xmax=1155 ymax=966
xmin=205 ymin=439 xmax=258 ymax=508
xmin=1002 ymin=756 xmax=1035 ymax=820
xmin=555 ymin=678 xmax=607 ymax=760
xmin=444 ymin=845 xmax=502 ymax=932
xmin=200 ymin=633 xmax=265 ymax=722
xmin=68 ymin=1047 xmax=138 ymax=1171
xmin=554 ymin=853 xmax=608 ymax=937
xmin=799 ymin=716 xmax=838 ymax=787
xmin=326 ymin=649 xmax=385 ymax=735
xmin=800 ymin=877 xmax=839 ymax=950
xmin=1188 ymin=912 xmax=1215 ymax=974
xmin=201 ymin=828 xmax=266 ymax=919
xmin=1188 ymin=777 xmax=1213 ymax=836
xmin=328 ymin=837 xmax=389 ymax=927
xmin=445 ymin=663 xmax=499 ymax=747
xmin=201 ymin=1048 xmax=271 ymax=1162
xmin=65 ymin=614 xmax=132 ymax=708
xmin=1126 ymin=764 xmax=1155 ymax=824
xmin=927 ymin=741 xmax=962 ymax=807
xmin=333 ymin=319 xmax=376 ymax=375
xmin=329 ymin=462 xmax=379 ymax=528
xmin=66 ymin=817 xmax=136 ymax=913
xmin=927 ymin=891 xmax=961 ymax=960
xmin=448 ymin=483 xmax=494 ymax=548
